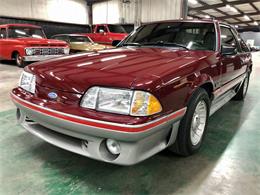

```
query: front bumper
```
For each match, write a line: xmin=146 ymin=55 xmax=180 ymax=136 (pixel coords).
xmin=11 ymin=92 xmax=186 ymax=165
xmin=23 ymin=55 xmax=64 ymax=62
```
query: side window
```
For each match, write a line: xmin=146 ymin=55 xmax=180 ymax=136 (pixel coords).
xmin=0 ymin=28 xmax=7 ymax=39
xmin=62 ymin=36 xmax=70 ymax=43
xmin=96 ymin=25 xmax=107 ymax=33
xmin=220 ymin=26 xmax=238 ymax=49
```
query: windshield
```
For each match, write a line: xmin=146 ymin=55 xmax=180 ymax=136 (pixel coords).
xmin=108 ymin=25 xmax=126 ymax=33
xmin=8 ymin=26 xmax=46 ymax=39
xmin=69 ymin=36 xmax=92 ymax=43
xmin=123 ymin=22 xmax=216 ymax=51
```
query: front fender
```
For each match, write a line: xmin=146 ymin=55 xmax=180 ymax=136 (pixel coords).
xmin=184 ymin=73 xmax=215 ymax=105
xmin=11 ymin=45 xmax=26 ymax=59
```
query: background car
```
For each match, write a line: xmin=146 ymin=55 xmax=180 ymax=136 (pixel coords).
xmin=0 ymin=24 xmax=69 ymax=67
xmin=51 ymin=34 xmax=112 ymax=53
xmin=82 ymin=24 xmax=128 ymax=45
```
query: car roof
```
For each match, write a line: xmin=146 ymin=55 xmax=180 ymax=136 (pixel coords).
xmin=0 ymin=23 xmax=41 ymax=28
xmin=142 ymin=19 xmax=221 ymax=25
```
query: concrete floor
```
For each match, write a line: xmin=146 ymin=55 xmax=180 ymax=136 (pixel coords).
xmin=0 ymin=53 xmax=260 ymax=195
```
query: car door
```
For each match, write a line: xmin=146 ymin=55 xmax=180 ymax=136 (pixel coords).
xmin=236 ymin=35 xmax=252 ymax=76
xmin=96 ymin=25 xmax=108 ymax=44
xmin=219 ymin=25 xmax=243 ymax=85
xmin=102 ymin=25 xmax=111 ymax=44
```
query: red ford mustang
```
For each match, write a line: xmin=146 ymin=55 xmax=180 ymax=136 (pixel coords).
xmin=11 ymin=19 xmax=252 ymax=165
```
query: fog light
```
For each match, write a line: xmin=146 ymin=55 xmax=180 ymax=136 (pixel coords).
xmin=106 ymin=139 xmax=120 ymax=155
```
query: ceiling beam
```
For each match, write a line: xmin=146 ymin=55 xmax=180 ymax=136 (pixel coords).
xmin=188 ymin=0 xmax=259 ymax=28
xmin=250 ymin=2 xmax=259 ymax=12
xmin=190 ymin=0 xmax=260 ymax=11
xmin=220 ymin=0 xmax=245 ymax=23
xmin=190 ymin=0 xmax=245 ymax=24
xmin=196 ymin=0 xmax=227 ymax=16
xmin=232 ymin=20 xmax=260 ymax=25
xmin=216 ymin=11 xmax=260 ymax=20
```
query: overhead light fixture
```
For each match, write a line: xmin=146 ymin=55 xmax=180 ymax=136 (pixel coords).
xmin=226 ymin=4 xmax=238 ymax=13
xmin=230 ymin=7 xmax=238 ymax=13
xmin=226 ymin=4 xmax=231 ymax=9
xmin=254 ymin=21 xmax=258 ymax=25
xmin=244 ymin=15 xmax=250 ymax=20
xmin=204 ymin=15 xmax=211 ymax=19
xmin=235 ymin=25 xmax=239 ymax=28
xmin=188 ymin=0 xmax=198 ymax=5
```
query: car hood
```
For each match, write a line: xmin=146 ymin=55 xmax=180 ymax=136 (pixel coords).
xmin=26 ymin=47 xmax=214 ymax=94
xmin=15 ymin=38 xmax=67 ymax=46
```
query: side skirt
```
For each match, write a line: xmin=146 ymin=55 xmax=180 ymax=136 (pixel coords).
xmin=210 ymin=89 xmax=237 ymax=116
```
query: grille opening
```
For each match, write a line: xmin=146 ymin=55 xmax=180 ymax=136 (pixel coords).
xmin=29 ymin=48 xmax=65 ymax=55
xmin=25 ymin=117 xmax=35 ymax=123
xmin=82 ymin=140 xmax=89 ymax=148
xmin=24 ymin=117 xmax=37 ymax=125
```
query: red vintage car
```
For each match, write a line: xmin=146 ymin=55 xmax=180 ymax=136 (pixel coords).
xmin=0 ymin=24 xmax=69 ymax=67
xmin=11 ymin=19 xmax=252 ymax=165
xmin=83 ymin=24 xmax=128 ymax=45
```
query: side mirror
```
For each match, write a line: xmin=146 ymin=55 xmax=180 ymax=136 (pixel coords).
xmin=250 ymin=47 xmax=255 ymax=52
xmin=221 ymin=45 xmax=237 ymax=56
xmin=112 ymin=40 xmax=121 ymax=47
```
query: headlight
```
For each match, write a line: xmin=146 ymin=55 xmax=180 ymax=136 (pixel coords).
xmin=64 ymin=47 xmax=70 ymax=54
xmin=80 ymin=87 xmax=162 ymax=116
xmin=25 ymin=48 xmax=34 ymax=56
xmin=19 ymin=71 xmax=36 ymax=94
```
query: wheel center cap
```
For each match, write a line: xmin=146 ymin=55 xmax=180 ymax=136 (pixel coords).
xmin=193 ymin=114 xmax=200 ymax=130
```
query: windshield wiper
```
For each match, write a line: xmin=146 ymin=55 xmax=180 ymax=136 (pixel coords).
xmin=122 ymin=42 xmax=142 ymax=47
xmin=122 ymin=41 xmax=189 ymax=50
xmin=142 ymin=41 xmax=189 ymax=50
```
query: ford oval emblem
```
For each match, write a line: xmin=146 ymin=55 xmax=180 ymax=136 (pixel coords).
xmin=48 ymin=92 xmax=58 ymax=99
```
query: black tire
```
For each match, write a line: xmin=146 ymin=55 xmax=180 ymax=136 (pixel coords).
xmin=232 ymin=72 xmax=250 ymax=101
xmin=15 ymin=53 xmax=27 ymax=67
xmin=169 ymin=88 xmax=210 ymax=156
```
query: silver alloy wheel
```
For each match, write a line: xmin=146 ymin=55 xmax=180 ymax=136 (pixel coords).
xmin=190 ymin=100 xmax=207 ymax=146
xmin=243 ymin=75 xmax=249 ymax=96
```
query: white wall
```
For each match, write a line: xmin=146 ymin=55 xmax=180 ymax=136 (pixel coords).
xmin=93 ymin=0 xmax=183 ymax=25
xmin=241 ymin=32 xmax=260 ymax=46
xmin=92 ymin=0 xmax=120 ymax=24
xmin=0 ymin=0 xmax=88 ymax=24
xmin=140 ymin=0 xmax=182 ymax=23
